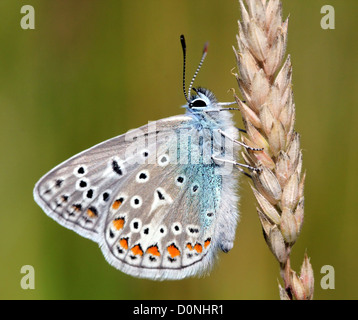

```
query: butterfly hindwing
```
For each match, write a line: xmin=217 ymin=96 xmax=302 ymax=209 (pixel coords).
xmin=99 ymin=121 xmax=239 ymax=280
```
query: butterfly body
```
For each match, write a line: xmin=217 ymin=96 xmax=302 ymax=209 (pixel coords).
xmin=34 ymin=37 xmax=243 ymax=280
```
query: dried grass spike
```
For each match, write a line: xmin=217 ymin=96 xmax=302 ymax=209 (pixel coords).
xmin=234 ymin=0 xmax=314 ymax=300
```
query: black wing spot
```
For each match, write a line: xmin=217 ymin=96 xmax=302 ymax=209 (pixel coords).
xmin=177 ymin=176 xmax=184 ymax=183
xmin=79 ymin=180 xmax=87 ymax=188
xmin=112 ymin=160 xmax=123 ymax=176
xmin=55 ymin=179 xmax=63 ymax=188
xmin=188 ymin=227 xmax=199 ymax=234
xmin=77 ymin=167 xmax=85 ymax=175
xmin=139 ymin=173 xmax=147 ymax=179
xmin=157 ymin=190 xmax=165 ymax=200
xmin=102 ymin=192 xmax=110 ymax=202
xmin=86 ymin=189 xmax=94 ymax=199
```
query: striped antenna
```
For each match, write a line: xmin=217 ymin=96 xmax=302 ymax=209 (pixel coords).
xmin=188 ymin=41 xmax=209 ymax=99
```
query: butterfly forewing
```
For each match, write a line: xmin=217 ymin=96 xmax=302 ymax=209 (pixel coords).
xmin=33 ymin=115 xmax=192 ymax=243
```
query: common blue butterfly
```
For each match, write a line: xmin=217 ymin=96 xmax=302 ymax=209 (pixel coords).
xmin=33 ymin=35 xmax=260 ymax=280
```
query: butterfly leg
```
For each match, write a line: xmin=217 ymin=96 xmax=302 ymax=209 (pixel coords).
xmin=217 ymin=101 xmax=237 ymax=107
xmin=218 ymin=129 xmax=263 ymax=151
xmin=212 ymin=155 xmax=261 ymax=172
xmin=211 ymin=155 xmax=261 ymax=179
xmin=217 ymin=100 xmax=246 ymax=107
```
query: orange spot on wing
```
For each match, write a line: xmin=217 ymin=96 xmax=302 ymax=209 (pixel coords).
xmin=72 ymin=204 xmax=82 ymax=212
xmin=194 ymin=243 xmax=203 ymax=253
xmin=119 ymin=238 xmax=128 ymax=250
xmin=87 ymin=208 xmax=96 ymax=218
xmin=113 ymin=217 xmax=125 ymax=230
xmin=186 ymin=243 xmax=193 ymax=250
xmin=146 ymin=245 xmax=160 ymax=256
xmin=112 ymin=198 xmax=123 ymax=210
xmin=167 ymin=244 xmax=180 ymax=258
xmin=131 ymin=244 xmax=143 ymax=256
xmin=204 ymin=238 xmax=211 ymax=249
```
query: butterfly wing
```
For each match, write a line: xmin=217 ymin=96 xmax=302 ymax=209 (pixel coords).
xmin=33 ymin=115 xmax=192 ymax=242
xmin=34 ymin=113 xmax=240 ymax=280
xmin=99 ymin=122 xmax=240 ymax=280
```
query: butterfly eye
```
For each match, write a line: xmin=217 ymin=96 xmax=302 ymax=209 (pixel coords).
xmin=190 ymin=99 xmax=207 ymax=108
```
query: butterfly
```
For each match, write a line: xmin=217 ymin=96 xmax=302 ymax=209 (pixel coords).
xmin=33 ymin=35 xmax=260 ymax=280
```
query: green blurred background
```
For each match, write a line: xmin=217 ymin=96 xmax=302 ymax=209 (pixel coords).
xmin=0 ymin=0 xmax=357 ymax=300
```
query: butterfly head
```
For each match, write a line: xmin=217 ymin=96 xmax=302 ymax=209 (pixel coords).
xmin=188 ymin=87 xmax=217 ymax=110
xmin=185 ymin=86 xmax=235 ymax=128
xmin=180 ymin=35 xmax=234 ymax=122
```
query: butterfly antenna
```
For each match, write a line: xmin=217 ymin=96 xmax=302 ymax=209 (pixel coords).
xmin=188 ymin=40 xmax=209 ymax=99
xmin=180 ymin=35 xmax=190 ymax=103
